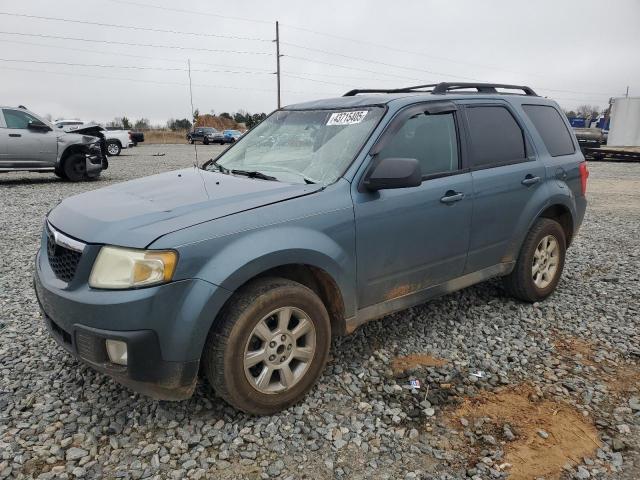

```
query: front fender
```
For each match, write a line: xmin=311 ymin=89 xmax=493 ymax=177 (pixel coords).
xmin=186 ymin=225 xmax=356 ymax=318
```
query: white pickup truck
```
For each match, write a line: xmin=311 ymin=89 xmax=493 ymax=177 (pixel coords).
xmin=54 ymin=120 xmax=133 ymax=156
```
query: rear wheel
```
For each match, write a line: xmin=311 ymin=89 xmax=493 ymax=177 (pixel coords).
xmin=203 ymin=137 xmax=210 ymax=145
xmin=203 ymin=277 xmax=331 ymax=415
xmin=106 ymin=140 xmax=121 ymax=156
xmin=503 ymin=218 xmax=566 ymax=302
xmin=62 ymin=153 xmax=87 ymax=182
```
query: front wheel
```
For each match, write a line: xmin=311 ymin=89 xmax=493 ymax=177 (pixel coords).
xmin=503 ymin=218 xmax=566 ymax=302
xmin=203 ymin=138 xmax=210 ymax=145
xmin=106 ymin=140 xmax=121 ymax=156
xmin=203 ymin=277 xmax=331 ymax=415
xmin=62 ymin=153 xmax=87 ymax=182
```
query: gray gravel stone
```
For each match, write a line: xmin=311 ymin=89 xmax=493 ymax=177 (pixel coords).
xmin=1 ymin=149 xmax=638 ymax=479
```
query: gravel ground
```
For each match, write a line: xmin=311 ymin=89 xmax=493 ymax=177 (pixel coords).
xmin=1 ymin=145 xmax=639 ymax=480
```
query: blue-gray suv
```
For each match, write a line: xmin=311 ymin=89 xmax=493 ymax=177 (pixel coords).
xmin=34 ymin=83 xmax=589 ymax=414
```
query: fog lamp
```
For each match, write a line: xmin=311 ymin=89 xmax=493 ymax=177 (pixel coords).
xmin=106 ymin=339 xmax=128 ymax=366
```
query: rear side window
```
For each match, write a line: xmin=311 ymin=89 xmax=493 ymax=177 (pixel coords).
xmin=378 ymin=112 xmax=459 ymax=177
xmin=522 ymin=104 xmax=575 ymax=156
xmin=465 ymin=106 xmax=526 ymax=167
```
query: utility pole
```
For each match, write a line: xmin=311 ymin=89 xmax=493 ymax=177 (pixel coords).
xmin=275 ymin=21 xmax=281 ymax=108
xmin=626 ymin=85 xmax=629 ymax=97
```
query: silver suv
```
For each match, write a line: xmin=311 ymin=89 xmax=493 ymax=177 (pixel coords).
xmin=0 ymin=106 xmax=107 ymax=181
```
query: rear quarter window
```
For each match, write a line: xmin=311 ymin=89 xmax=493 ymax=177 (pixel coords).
xmin=465 ymin=106 xmax=526 ymax=168
xmin=522 ymin=104 xmax=575 ymax=157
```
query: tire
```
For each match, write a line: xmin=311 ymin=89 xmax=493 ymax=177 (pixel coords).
xmin=54 ymin=167 xmax=66 ymax=179
xmin=203 ymin=138 xmax=210 ymax=145
xmin=62 ymin=153 xmax=87 ymax=182
xmin=502 ymin=218 xmax=566 ymax=302
xmin=189 ymin=138 xmax=194 ymax=144
xmin=106 ymin=140 xmax=121 ymax=156
xmin=203 ymin=277 xmax=331 ymax=415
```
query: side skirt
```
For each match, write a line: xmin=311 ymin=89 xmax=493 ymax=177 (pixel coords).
xmin=344 ymin=262 xmax=514 ymax=334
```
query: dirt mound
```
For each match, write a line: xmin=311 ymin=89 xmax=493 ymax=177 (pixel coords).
xmin=452 ymin=386 xmax=601 ymax=480
xmin=391 ymin=354 xmax=448 ymax=375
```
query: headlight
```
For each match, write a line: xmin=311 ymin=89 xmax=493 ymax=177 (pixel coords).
xmin=89 ymin=246 xmax=177 ymax=289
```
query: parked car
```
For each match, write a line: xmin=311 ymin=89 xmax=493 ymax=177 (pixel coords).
xmin=223 ymin=129 xmax=243 ymax=142
xmin=129 ymin=130 xmax=144 ymax=146
xmin=1 ymin=106 xmax=107 ymax=181
xmin=34 ymin=83 xmax=588 ymax=414
xmin=55 ymin=120 xmax=133 ymax=156
xmin=186 ymin=127 xmax=225 ymax=145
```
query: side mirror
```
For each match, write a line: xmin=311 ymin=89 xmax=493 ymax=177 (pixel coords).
xmin=28 ymin=121 xmax=51 ymax=132
xmin=363 ymin=157 xmax=422 ymax=191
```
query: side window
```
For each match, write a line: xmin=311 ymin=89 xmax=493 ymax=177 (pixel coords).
xmin=378 ymin=112 xmax=459 ymax=177
xmin=2 ymin=109 xmax=44 ymax=129
xmin=522 ymin=104 xmax=575 ymax=156
xmin=465 ymin=106 xmax=526 ymax=167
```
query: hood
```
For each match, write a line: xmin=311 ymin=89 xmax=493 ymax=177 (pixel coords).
xmin=61 ymin=123 xmax=105 ymax=138
xmin=47 ymin=167 xmax=321 ymax=248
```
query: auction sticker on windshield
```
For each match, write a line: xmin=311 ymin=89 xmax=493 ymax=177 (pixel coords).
xmin=327 ymin=110 xmax=368 ymax=126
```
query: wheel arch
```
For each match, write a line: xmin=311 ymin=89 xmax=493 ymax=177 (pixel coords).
xmin=57 ymin=144 xmax=87 ymax=168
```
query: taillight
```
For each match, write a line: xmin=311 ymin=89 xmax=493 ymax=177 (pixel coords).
xmin=579 ymin=162 xmax=589 ymax=195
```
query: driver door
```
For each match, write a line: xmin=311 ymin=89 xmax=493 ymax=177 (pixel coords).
xmin=352 ymin=103 xmax=473 ymax=308
xmin=2 ymin=108 xmax=57 ymax=166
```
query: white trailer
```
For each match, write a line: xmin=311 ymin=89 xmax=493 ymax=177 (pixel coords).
xmin=608 ymin=97 xmax=640 ymax=147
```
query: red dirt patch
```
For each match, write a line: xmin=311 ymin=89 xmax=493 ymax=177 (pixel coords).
xmin=451 ymin=386 xmax=601 ymax=480
xmin=391 ymin=354 xmax=448 ymax=375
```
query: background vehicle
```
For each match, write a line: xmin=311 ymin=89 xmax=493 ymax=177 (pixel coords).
xmin=573 ymin=127 xmax=605 ymax=156
xmin=187 ymin=127 xmax=224 ymax=145
xmin=56 ymin=120 xmax=133 ymax=156
xmin=223 ymin=129 xmax=243 ymax=142
xmin=1 ymin=106 xmax=107 ymax=181
xmin=35 ymin=83 xmax=588 ymax=414
xmin=129 ymin=130 xmax=144 ymax=146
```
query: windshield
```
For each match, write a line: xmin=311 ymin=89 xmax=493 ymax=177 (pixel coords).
xmin=205 ymin=107 xmax=384 ymax=185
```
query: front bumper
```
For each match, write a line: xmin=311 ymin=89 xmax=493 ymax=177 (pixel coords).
xmin=86 ymin=143 xmax=107 ymax=177
xmin=33 ymin=240 xmax=232 ymax=400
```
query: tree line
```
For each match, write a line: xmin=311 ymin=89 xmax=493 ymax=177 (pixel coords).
xmin=106 ymin=109 xmax=268 ymax=132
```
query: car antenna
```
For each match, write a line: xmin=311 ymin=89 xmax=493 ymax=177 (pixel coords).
xmin=187 ymin=59 xmax=198 ymax=168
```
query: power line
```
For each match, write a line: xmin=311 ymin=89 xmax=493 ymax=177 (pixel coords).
xmin=0 ymin=39 xmax=274 ymax=72
xmin=0 ymin=66 xmax=334 ymax=96
xmin=0 ymin=11 xmax=271 ymax=42
xmin=285 ymin=55 xmax=425 ymax=82
xmin=0 ymin=58 xmax=274 ymax=75
xmin=282 ymin=41 xmax=484 ymax=81
xmin=99 ymin=0 xmax=272 ymax=25
xmin=0 ymin=31 xmax=272 ymax=55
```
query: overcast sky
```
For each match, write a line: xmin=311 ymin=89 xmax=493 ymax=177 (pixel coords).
xmin=1 ymin=0 xmax=639 ymax=126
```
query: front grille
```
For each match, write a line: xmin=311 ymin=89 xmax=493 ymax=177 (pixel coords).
xmin=46 ymin=226 xmax=82 ymax=282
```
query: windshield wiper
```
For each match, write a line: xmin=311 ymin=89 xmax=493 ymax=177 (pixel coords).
xmin=202 ymin=158 xmax=230 ymax=174
xmin=231 ymin=169 xmax=277 ymax=181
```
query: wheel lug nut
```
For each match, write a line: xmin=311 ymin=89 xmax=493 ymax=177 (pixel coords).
xmin=269 ymin=355 xmax=276 ymax=361
xmin=280 ymin=356 xmax=286 ymax=362
xmin=287 ymin=344 xmax=292 ymax=350
xmin=269 ymin=341 xmax=276 ymax=348
xmin=281 ymin=335 xmax=286 ymax=341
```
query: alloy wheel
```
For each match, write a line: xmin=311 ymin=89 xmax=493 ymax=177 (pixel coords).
xmin=532 ymin=234 xmax=559 ymax=289
xmin=243 ymin=307 xmax=316 ymax=394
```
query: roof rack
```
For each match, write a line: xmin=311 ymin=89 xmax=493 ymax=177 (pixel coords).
xmin=343 ymin=82 xmax=538 ymax=97
xmin=343 ymin=84 xmax=438 ymax=96
xmin=432 ymin=82 xmax=538 ymax=96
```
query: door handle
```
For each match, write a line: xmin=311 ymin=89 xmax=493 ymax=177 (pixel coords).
xmin=9 ymin=133 xmax=21 ymax=137
xmin=521 ymin=175 xmax=541 ymax=186
xmin=440 ymin=191 xmax=464 ymax=204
